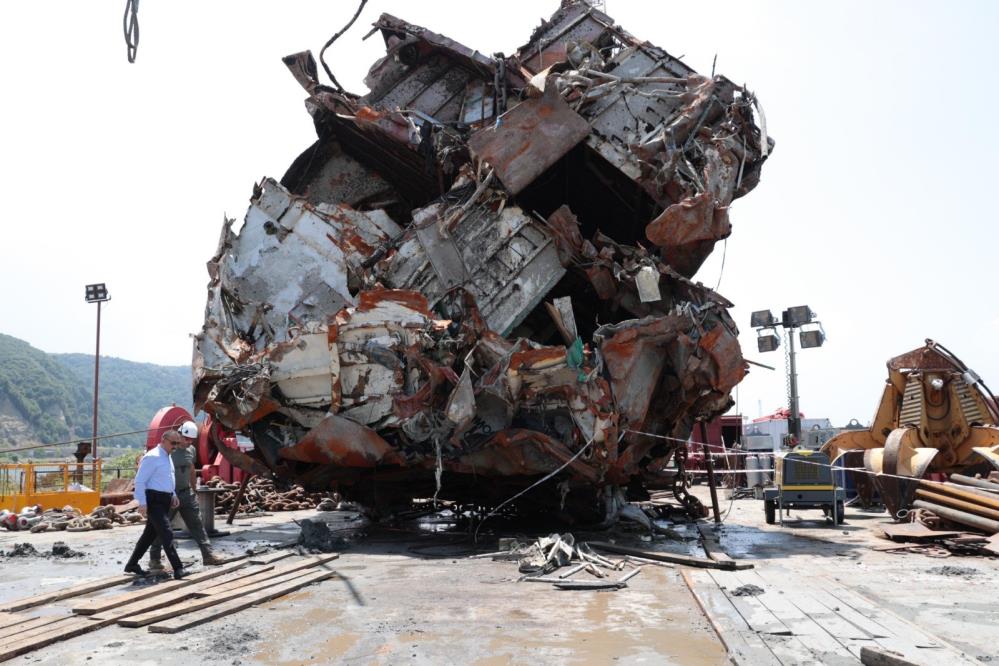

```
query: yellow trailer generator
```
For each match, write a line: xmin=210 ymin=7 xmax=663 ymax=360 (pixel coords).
xmin=763 ymin=450 xmax=845 ymax=525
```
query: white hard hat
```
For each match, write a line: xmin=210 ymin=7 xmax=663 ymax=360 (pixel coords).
xmin=178 ymin=421 xmax=199 ymax=439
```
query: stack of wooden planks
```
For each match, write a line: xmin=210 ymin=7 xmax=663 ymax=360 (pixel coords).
xmin=0 ymin=551 xmax=337 ymax=662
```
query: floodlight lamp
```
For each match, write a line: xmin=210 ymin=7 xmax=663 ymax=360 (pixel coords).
xmin=799 ymin=329 xmax=824 ymax=349
xmin=782 ymin=305 xmax=813 ymax=328
xmin=757 ymin=332 xmax=780 ymax=353
xmin=750 ymin=309 xmax=776 ymax=328
xmin=85 ymin=283 xmax=109 ymax=303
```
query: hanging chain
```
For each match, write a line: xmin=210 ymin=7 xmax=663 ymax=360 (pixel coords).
xmin=123 ymin=0 xmax=140 ymax=63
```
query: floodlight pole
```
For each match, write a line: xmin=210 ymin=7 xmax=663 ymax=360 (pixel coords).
xmin=85 ymin=283 xmax=109 ymax=461
xmin=92 ymin=300 xmax=102 ymax=462
xmin=787 ymin=326 xmax=801 ymax=443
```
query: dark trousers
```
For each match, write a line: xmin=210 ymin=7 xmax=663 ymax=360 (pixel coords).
xmin=127 ymin=490 xmax=183 ymax=571
xmin=151 ymin=488 xmax=209 ymax=560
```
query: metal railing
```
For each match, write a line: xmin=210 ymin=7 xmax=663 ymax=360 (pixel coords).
xmin=0 ymin=460 xmax=103 ymax=513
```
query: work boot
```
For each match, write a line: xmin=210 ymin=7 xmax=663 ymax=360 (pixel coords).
xmin=199 ymin=544 xmax=225 ymax=566
xmin=172 ymin=567 xmax=188 ymax=580
xmin=147 ymin=556 xmax=165 ymax=572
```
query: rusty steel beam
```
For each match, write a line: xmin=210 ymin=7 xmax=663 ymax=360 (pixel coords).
xmin=950 ymin=474 xmax=999 ymax=492
xmin=917 ymin=480 xmax=999 ymax=512
xmin=914 ymin=489 xmax=999 ymax=521
xmin=912 ymin=500 xmax=999 ymax=534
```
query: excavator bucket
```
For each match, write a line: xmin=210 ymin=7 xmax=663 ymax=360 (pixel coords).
xmin=865 ymin=428 xmax=939 ymax=519
xmin=823 ymin=339 xmax=999 ymax=519
xmin=966 ymin=446 xmax=999 ymax=474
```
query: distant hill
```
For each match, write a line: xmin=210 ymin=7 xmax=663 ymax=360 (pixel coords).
xmin=0 ymin=333 xmax=191 ymax=457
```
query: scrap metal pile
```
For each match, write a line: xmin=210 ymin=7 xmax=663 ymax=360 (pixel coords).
xmin=193 ymin=2 xmax=772 ymax=521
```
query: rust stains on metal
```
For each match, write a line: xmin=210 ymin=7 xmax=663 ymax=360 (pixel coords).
xmin=468 ymin=81 xmax=591 ymax=195
xmin=192 ymin=1 xmax=772 ymax=520
xmin=279 ymin=414 xmax=404 ymax=467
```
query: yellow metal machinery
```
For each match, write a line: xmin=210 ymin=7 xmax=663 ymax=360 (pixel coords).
xmin=0 ymin=460 xmax=103 ymax=513
xmin=764 ymin=450 xmax=845 ymax=525
xmin=822 ymin=340 xmax=999 ymax=516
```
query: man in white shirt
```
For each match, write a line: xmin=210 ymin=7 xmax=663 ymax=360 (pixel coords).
xmin=148 ymin=420 xmax=224 ymax=569
xmin=124 ymin=431 xmax=188 ymax=579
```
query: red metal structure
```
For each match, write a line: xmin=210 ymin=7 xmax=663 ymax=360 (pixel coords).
xmin=145 ymin=407 xmax=246 ymax=484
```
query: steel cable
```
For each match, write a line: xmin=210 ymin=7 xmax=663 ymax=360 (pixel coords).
xmin=319 ymin=0 xmax=368 ymax=91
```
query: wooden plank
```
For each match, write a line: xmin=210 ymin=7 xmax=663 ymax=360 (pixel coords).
xmin=0 ymin=616 xmax=82 ymax=644
xmin=0 ymin=612 xmax=33 ymax=631
xmin=753 ymin=568 xmax=876 ymax=643
xmin=119 ymin=572 xmax=314 ymax=627
xmin=589 ymin=541 xmax=753 ymax=570
xmin=778 ymin=588 xmax=878 ymax=658
xmin=730 ymin=570 xmax=855 ymax=665
xmin=0 ymin=616 xmax=106 ymax=662
xmin=756 ymin=632 xmax=829 ymax=666
xmin=92 ymin=556 xmax=332 ymax=624
xmin=697 ymin=524 xmax=749 ymax=568
xmin=120 ymin=558 xmax=338 ymax=627
xmin=808 ymin=585 xmax=954 ymax=663
xmin=860 ymin=646 xmax=919 ymax=666
xmin=0 ymin=615 xmax=66 ymax=641
xmin=247 ymin=550 xmax=296 ymax=565
xmin=826 ymin=585 xmax=941 ymax=646
xmin=148 ymin=569 xmax=336 ymax=634
xmin=681 ymin=569 xmax=780 ymax=666
xmin=70 ymin=561 xmax=249 ymax=615
xmin=707 ymin=570 xmax=829 ymax=666
xmin=89 ymin=564 xmax=277 ymax=622
xmin=708 ymin=570 xmax=791 ymax=636
xmin=0 ymin=574 xmax=135 ymax=612
xmin=194 ymin=555 xmax=338 ymax=597
xmin=822 ymin=585 xmax=978 ymax=664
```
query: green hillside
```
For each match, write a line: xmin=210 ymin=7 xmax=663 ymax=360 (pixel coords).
xmin=0 ymin=333 xmax=191 ymax=456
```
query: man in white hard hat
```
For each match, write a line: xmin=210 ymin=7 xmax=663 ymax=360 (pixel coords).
xmin=148 ymin=420 xmax=225 ymax=570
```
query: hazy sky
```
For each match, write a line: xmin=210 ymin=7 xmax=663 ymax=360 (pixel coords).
xmin=2 ymin=1 xmax=997 ymax=427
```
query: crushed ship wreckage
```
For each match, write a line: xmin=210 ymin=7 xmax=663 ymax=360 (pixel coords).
xmin=193 ymin=2 xmax=772 ymax=521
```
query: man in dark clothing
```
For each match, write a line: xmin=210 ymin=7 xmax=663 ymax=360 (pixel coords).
xmin=148 ymin=420 xmax=224 ymax=569
xmin=124 ymin=430 xmax=187 ymax=579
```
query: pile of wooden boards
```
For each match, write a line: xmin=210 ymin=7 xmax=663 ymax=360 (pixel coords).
xmin=0 ymin=551 xmax=337 ymax=662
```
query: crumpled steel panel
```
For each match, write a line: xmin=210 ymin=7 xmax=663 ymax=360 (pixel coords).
xmin=379 ymin=185 xmax=566 ymax=336
xmin=468 ymin=82 xmax=591 ymax=195
xmin=192 ymin=2 xmax=771 ymax=520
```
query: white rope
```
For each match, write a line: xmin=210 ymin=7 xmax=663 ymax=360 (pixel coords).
xmin=623 ymin=428 xmax=946 ymax=483
xmin=473 ymin=438 xmax=594 ymax=542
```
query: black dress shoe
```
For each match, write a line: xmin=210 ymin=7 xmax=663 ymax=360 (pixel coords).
xmin=124 ymin=563 xmax=147 ymax=576
xmin=172 ymin=567 xmax=187 ymax=580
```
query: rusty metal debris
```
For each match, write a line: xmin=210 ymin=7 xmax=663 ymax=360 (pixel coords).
xmin=192 ymin=2 xmax=772 ymax=521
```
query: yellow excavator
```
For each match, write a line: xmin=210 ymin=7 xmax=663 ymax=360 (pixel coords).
xmin=822 ymin=340 xmax=999 ymax=517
